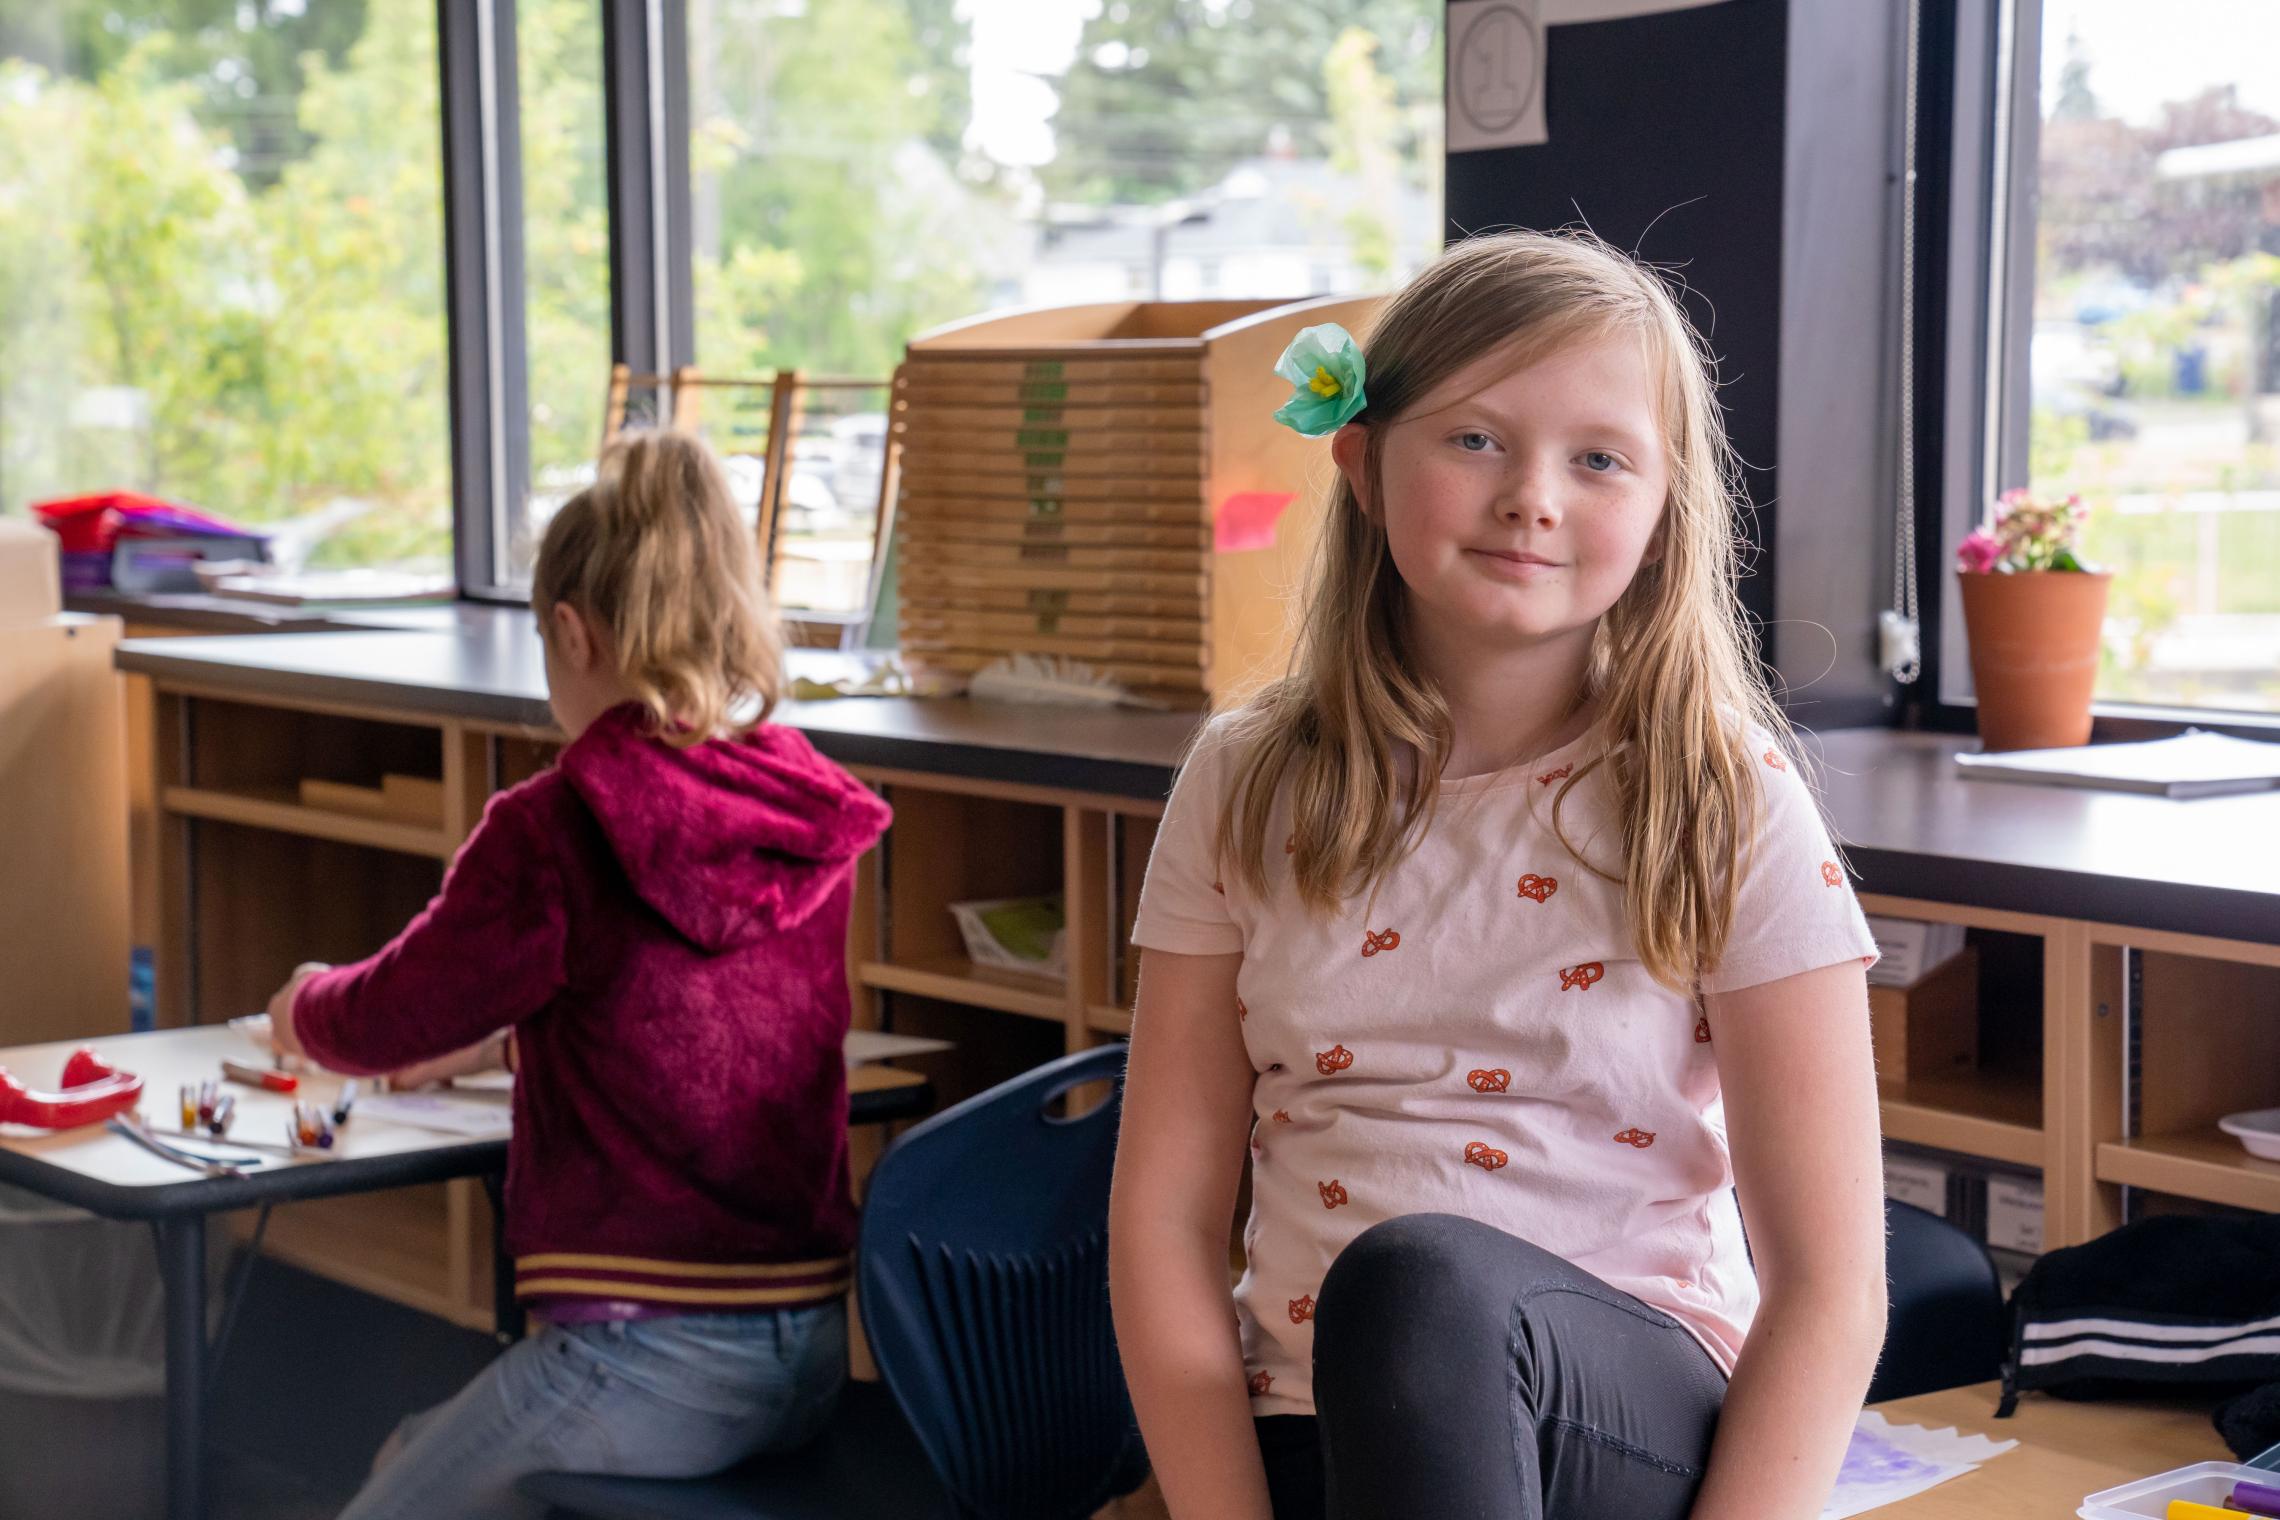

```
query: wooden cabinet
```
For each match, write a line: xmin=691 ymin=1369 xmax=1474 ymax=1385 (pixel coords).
xmin=1862 ymin=893 xmax=2280 ymax=1248
xmin=0 ymin=615 xmax=129 ymax=1046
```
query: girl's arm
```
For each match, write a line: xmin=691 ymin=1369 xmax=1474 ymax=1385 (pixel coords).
xmin=1110 ymin=946 xmax=1272 ymax=1520
xmin=268 ymin=793 xmax=568 ymax=1077
xmin=1688 ymin=958 xmax=1888 ymax=1520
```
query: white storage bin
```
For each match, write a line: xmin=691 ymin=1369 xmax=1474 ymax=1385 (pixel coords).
xmin=2077 ymin=1460 xmax=2274 ymax=1519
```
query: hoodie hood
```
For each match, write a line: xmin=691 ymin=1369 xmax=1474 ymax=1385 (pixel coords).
xmin=557 ymin=705 xmax=892 ymax=951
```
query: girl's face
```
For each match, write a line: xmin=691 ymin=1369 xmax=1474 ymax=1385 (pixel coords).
xmin=1338 ymin=330 xmax=1671 ymax=658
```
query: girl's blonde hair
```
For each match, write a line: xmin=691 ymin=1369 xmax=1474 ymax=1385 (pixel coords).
xmin=1214 ymin=229 xmax=1796 ymax=992
xmin=533 ymin=428 xmax=783 ymax=745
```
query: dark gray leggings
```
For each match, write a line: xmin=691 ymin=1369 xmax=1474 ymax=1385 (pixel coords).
xmin=1256 ymin=1214 xmax=1728 ymax=1520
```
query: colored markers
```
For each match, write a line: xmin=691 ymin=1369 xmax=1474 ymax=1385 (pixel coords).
xmin=289 ymin=1101 xmax=335 ymax=1151
xmin=221 ymin=1059 xmax=298 ymax=1095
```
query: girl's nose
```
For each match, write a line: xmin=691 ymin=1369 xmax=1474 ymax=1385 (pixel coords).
xmin=1499 ymin=463 xmax=1562 ymax=528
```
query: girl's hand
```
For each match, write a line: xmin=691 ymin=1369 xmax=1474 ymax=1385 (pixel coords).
xmin=385 ymin=1031 xmax=511 ymax=1092
xmin=265 ymin=963 xmax=331 ymax=1060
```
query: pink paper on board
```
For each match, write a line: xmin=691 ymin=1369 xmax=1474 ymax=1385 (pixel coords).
xmin=1215 ymin=491 xmax=1296 ymax=553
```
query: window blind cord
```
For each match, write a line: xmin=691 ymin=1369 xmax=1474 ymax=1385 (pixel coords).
xmin=1885 ymin=0 xmax=1926 ymax=686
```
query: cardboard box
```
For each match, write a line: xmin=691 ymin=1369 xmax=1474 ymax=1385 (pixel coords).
xmin=1987 ymin=1175 xmax=2045 ymax=1254
xmin=1883 ymin=1152 xmax=1951 ymax=1216
xmin=1869 ymin=944 xmax=1979 ymax=1085
xmin=0 ymin=519 xmax=61 ymax=623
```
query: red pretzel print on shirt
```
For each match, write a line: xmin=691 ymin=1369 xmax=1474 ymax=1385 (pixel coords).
xmin=1463 ymin=1141 xmax=1509 ymax=1171
xmin=1537 ymin=763 xmax=1574 ymax=786
xmin=1821 ymin=861 xmax=1843 ymax=887
xmin=1763 ymin=749 xmax=1788 ymax=771
xmin=1318 ymin=1179 xmax=1349 ymax=1208
xmin=1559 ymin=962 xmax=1605 ymax=991
xmin=1361 ymin=928 xmax=1401 ymax=957
xmin=1288 ymin=1295 xmax=1316 ymax=1325
xmin=1467 ymin=1068 xmax=1511 ymax=1093
xmin=1249 ymin=1370 xmax=1274 ymax=1396
xmin=1272 ymin=1109 xmax=1291 ymax=1124
xmin=1315 ymin=1044 xmax=1354 ymax=1075
xmin=1212 ymin=880 xmax=1225 ymax=894
xmin=1284 ymin=832 xmax=1296 ymax=855
xmin=1236 ymin=996 xmax=1248 ymax=1021
xmin=1695 ymin=1016 xmax=1713 ymax=1044
xmin=1613 ymin=1127 xmax=1657 ymax=1149
xmin=1516 ymin=873 xmax=1558 ymax=904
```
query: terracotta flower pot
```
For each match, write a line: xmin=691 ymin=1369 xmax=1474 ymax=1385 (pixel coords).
xmin=1955 ymin=569 xmax=2112 ymax=751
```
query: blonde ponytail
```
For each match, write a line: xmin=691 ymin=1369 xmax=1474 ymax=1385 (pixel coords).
xmin=533 ymin=429 xmax=783 ymax=744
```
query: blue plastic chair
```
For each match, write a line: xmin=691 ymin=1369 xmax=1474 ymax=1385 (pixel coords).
xmin=521 ymin=1043 xmax=1145 ymax=1520
xmin=1867 ymin=1198 xmax=2008 ymax=1403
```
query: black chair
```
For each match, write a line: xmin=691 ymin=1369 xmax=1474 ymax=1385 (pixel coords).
xmin=522 ymin=1044 xmax=1144 ymax=1520
xmin=1868 ymin=1198 xmax=2008 ymax=1403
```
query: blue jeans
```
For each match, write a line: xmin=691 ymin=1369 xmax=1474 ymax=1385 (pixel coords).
xmin=337 ymin=1302 xmax=848 ymax=1520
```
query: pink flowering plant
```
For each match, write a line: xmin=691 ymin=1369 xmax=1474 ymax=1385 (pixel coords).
xmin=1957 ymin=488 xmax=2093 ymax=574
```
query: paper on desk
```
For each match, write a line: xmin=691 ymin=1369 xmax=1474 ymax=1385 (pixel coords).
xmin=1819 ymin=1412 xmax=2018 ymax=1519
xmin=357 ymin=1091 xmax=513 ymax=1141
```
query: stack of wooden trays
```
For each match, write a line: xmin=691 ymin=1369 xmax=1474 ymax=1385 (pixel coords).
xmin=894 ymin=296 xmax=1382 ymax=705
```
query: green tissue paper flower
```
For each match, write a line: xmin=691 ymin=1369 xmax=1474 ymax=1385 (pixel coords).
xmin=1272 ymin=322 xmax=1368 ymax=437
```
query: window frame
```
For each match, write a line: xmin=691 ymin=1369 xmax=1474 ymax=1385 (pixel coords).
xmin=449 ymin=0 xmax=691 ymax=606
xmin=1919 ymin=0 xmax=2280 ymax=739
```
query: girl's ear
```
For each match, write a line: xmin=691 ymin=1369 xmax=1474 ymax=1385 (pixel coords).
xmin=548 ymin=601 xmax=598 ymax=672
xmin=1329 ymin=422 xmax=1372 ymax=518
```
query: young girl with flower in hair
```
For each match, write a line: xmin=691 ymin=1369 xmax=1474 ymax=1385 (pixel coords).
xmin=265 ymin=429 xmax=890 ymax=1519
xmin=1110 ymin=231 xmax=1886 ymax=1520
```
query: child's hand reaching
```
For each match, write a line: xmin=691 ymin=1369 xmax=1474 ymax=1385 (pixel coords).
xmin=385 ymin=1031 xmax=513 ymax=1092
xmin=265 ymin=962 xmax=331 ymax=1061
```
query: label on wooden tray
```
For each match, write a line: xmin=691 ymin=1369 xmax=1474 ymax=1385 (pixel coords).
xmin=895 ymin=403 xmax=1208 ymax=434
xmin=898 ymin=489 xmax=1207 ymax=520
xmin=904 ymin=608 xmax=1207 ymax=640
xmin=896 ymin=425 xmax=1208 ymax=459
xmin=900 ymin=476 xmax=1203 ymax=504
xmin=900 ymin=587 xmax=1207 ymax=620
xmin=898 ymin=380 xmax=1207 ymax=409
xmin=899 ymin=356 xmax=1206 ymax=386
xmin=894 ymin=448 xmax=1207 ymax=483
xmin=897 ymin=562 xmax=1208 ymax=596
xmin=898 ymin=538 xmax=1208 ymax=574
xmin=902 ymin=516 xmax=1210 ymax=549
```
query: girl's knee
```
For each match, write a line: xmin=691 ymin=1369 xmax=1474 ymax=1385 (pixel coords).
xmin=1319 ymin=1214 xmax=1501 ymax=1347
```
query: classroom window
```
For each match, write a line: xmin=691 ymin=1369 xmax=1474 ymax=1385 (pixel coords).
xmin=507 ymin=0 xmax=612 ymax=584
xmin=2004 ymin=0 xmax=2280 ymax=716
xmin=681 ymin=0 xmax=1445 ymax=611
xmin=0 ymin=0 xmax=453 ymax=574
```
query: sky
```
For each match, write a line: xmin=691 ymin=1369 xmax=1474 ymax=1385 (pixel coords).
xmin=2041 ymin=0 xmax=2280 ymax=126
xmin=960 ymin=0 xmax=2280 ymax=170
xmin=965 ymin=0 xmax=1092 ymax=166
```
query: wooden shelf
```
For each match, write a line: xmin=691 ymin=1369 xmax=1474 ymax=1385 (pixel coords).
xmin=1879 ymin=1070 xmax=2043 ymax=1168
xmin=233 ymin=1188 xmax=489 ymax=1332
xmin=2098 ymin=1130 xmax=2280 ymax=1213
xmin=163 ymin=784 xmax=455 ymax=859
xmin=1087 ymin=1004 xmax=1133 ymax=1036
xmin=858 ymin=955 xmax=1069 ymax=1022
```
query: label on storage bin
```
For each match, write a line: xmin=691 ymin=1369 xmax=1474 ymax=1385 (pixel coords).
xmin=1883 ymin=1154 xmax=1948 ymax=1216
xmin=1986 ymin=1177 xmax=2043 ymax=1255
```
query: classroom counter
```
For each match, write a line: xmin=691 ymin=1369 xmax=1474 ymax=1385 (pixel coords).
xmin=115 ymin=618 xmax=2280 ymax=946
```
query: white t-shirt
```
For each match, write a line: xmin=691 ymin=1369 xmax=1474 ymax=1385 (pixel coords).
xmin=1129 ymin=717 xmax=1879 ymax=1417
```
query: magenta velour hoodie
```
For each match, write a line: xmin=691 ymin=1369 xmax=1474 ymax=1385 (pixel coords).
xmin=295 ymin=704 xmax=893 ymax=1312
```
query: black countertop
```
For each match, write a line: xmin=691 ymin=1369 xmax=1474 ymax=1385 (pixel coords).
xmin=116 ymin=622 xmax=2280 ymax=945
xmin=116 ymin=618 xmax=1203 ymax=802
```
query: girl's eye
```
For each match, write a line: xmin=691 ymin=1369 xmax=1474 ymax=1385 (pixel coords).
xmin=1581 ymin=451 xmax=1621 ymax=473
xmin=1456 ymin=432 xmax=1496 ymax=453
